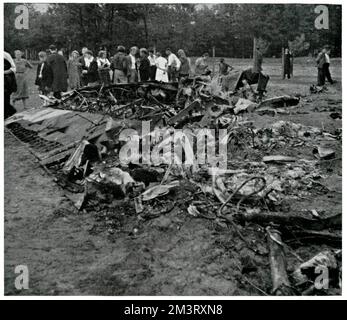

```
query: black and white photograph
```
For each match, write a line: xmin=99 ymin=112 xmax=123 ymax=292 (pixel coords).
xmin=2 ymin=1 xmax=343 ymax=298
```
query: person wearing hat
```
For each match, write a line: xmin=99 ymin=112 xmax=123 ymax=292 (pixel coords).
xmin=110 ymin=45 xmax=128 ymax=84
xmin=81 ymin=50 xmax=99 ymax=86
xmin=67 ymin=50 xmax=81 ymax=90
xmin=47 ymin=44 xmax=68 ymax=99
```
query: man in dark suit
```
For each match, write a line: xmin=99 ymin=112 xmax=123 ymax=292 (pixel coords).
xmin=47 ymin=44 xmax=68 ymax=99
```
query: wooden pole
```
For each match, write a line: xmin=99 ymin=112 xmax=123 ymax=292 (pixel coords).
xmin=291 ymin=53 xmax=294 ymax=78
xmin=253 ymin=37 xmax=257 ymax=61
xmin=281 ymin=47 xmax=285 ymax=79
xmin=212 ymin=46 xmax=216 ymax=76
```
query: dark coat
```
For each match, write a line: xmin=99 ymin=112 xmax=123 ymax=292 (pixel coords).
xmin=4 ymin=58 xmax=17 ymax=118
xmin=4 ymin=58 xmax=17 ymax=95
xmin=47 ymin=53 xmax=68 ymax=92
xmin=35 ymin=62 xmax=53 ymax=90
xmin=81 ymin=58 xmax=99 ymax=84
xmin=110 ymin=53 xmax=128 ymax=73
xmin=284 ymin=53 xmax=292 ymax=75
xmin=139 ymin=56 xmax=150 ymax=81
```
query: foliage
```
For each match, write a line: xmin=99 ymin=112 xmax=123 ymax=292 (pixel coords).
xmin=4 ymin=3 xmax=341 ymax=58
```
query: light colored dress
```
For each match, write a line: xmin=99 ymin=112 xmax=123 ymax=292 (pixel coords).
xmin=13 ymin=58 xmax=32 ymax=101
xmin=155 ymin=56 xmax=169 ymax=82
xmin=67 ymin=58 xmax=81 ymax=89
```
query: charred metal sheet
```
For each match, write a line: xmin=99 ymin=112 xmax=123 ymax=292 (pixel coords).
xmin=5 ymin=107 xmax=109 ymax=166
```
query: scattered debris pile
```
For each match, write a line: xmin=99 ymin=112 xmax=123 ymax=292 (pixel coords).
xmin=5 ymin=78 xmax=341 ymax=295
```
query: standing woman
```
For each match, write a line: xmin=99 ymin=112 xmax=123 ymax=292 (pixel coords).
xmin=67 ymin=50 xmax=81 ymax=90
xmin=13 ymin=50 xmax=33 ymax=109
xmin=155 ymin=51 xmax=169 ymax=82
xmin=97 ymin=50 xmax=111 ymax=85
xmin=177 ymin=49 xmax=191 ymax=80
xmin=81 ymin=50 xmax=99 ymax=86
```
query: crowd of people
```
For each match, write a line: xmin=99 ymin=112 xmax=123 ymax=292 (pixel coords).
xmin=3 ymin=44 xmax=214 ymax=118
xmin=3 ymin=43 xmax=335 ymax=119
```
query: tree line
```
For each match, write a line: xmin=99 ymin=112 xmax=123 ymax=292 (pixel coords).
xmin=4 ymin=3 xmax=341 ymax=59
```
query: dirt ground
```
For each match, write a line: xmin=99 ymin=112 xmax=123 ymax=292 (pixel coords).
xmin=4 ymin=58 xmax=342 ymax=295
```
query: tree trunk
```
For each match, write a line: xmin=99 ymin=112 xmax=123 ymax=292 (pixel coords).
xmin=143 ymin=14 xmax=149 ymax=47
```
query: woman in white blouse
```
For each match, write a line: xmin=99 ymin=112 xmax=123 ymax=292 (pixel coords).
xmin=155 ymin=51 xmax=168 ymax=82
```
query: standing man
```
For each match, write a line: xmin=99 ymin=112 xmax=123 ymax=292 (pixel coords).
xmin=47 ymin=44 xmax=68 ymax=99
xmin=166 ymin=48 xmax=181 ymax=82
xmin=110 ymin=46 xmax=128 ymax=84
xmin=148 ymin=49 xmax=157 ymax=81
xmin=323 ymin=45 xmax=335 ymax=84
xmin=126 ymin=46 xmax=138 ymax=83
xmin=316 ymin=46 xmax=328 ymax=86
xmin=283 ymin=48 xmax=293 ymax=79
xmin=139 ymin=48 xmax=150 ymax=82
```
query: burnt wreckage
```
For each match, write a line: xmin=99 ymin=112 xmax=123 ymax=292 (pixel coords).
xmin=5 ymin=76 xmax=341 ymax=295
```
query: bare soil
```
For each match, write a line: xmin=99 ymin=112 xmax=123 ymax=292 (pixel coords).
xmin=4 ymin=58 xmax=342 ymax=295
